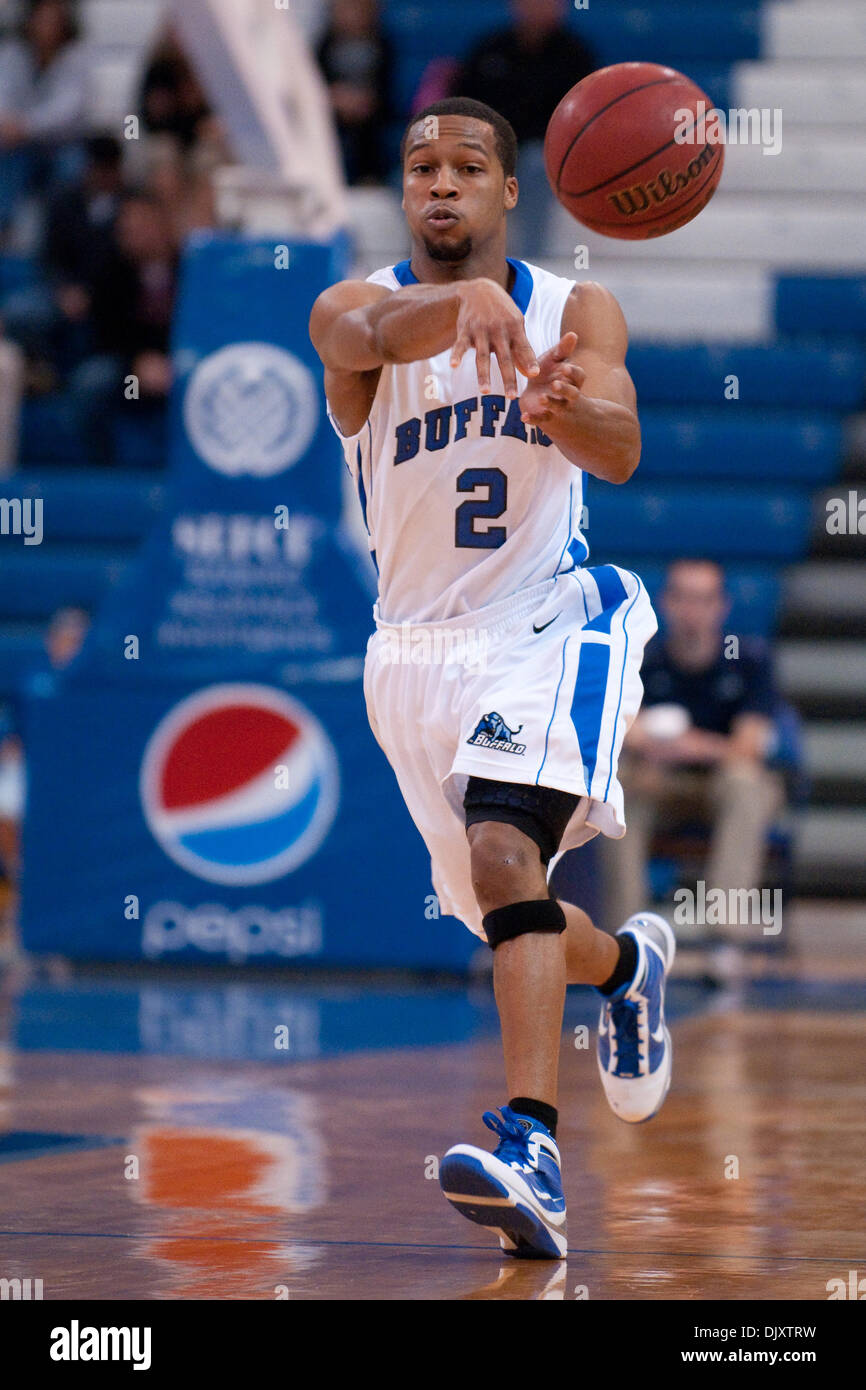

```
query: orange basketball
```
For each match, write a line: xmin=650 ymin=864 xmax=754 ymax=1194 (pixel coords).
xmin=544 ymin=61 xmax=724 ymax=240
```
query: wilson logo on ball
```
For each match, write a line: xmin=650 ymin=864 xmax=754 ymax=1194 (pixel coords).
xmin=607 ymin=144 xmax=719 ymax=219
xmin=140 ymin=684 xmax=339 ymax=885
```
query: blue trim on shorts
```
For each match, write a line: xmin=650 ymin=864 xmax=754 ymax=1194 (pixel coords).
xmin=535 ymin=635 xmax=571 ymax=785
xmin=585 ymin=565 xmax=628 ymax=634
xmin=553 ymin=480 xmax=574 ymax=575
xmin=569 ymin=640 xmax=611 ymax=791
xmin=602 ymin=575 xmax=642 ymax=801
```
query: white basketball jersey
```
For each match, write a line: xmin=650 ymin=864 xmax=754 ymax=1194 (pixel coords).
xmin=326 ymin=258 xmax=589 ymax=623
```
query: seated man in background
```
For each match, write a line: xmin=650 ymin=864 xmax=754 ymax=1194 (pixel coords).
xmin=600 ymin=559 xmax=786 ymax=937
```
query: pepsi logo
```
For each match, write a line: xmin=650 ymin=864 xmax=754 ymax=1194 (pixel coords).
xmin=140 ymin=685 xmax=339 ymax=885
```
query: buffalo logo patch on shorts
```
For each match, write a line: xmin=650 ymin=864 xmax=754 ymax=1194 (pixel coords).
xmin=466 ymin=711 xmax=526 ymax=756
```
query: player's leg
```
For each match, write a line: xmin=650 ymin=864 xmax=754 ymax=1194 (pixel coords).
xmin=439 ymin=780 xmax=636 ymax=1259
xmin=545 ymin=566 xmax=676 ymax=1125
xmin=439 ymin=813 xmax=569 ymax=1258
xmin=467 ymin=820 xmax=630 ymax=1098
xmin=468 ymin=817 xmax=566 ymax=1108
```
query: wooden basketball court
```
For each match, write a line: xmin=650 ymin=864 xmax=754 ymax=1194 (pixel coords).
xmin=0 ymin=907 xmax=864 ymax=1302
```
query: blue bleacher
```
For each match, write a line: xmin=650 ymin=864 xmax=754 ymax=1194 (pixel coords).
xmin=382 ymin=1 xmax=749 ymax=116
xmin=112 ymin=409 xmax=168 ymax=470
xmin=21 ymin=397 xmax=168 ymax=471
xmin=586 ymin=482 xmax=813 ymax=562
xmin=627 ymin=342 xmax=866 ymax=411
xmin=1 ymin=471 xmax=165 ymax=543
xmin=0 ymin=626 xmax=46 ymax=702
xmin=0 ymin=549 xmax=132 ymax=621
xmin=573 ymin=6 xmax=759 ymax=66
xmin=775 ymin=276 xmax=866 ymax=338
xmin=20 ymin=397 xmax=89 ymax=467
xmin=382 ymin=1 xmax=759 ymax=64
xmin=638 ymin=408 xmax=843 ymax=483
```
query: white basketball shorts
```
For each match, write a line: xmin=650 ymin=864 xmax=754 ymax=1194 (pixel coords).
xmin=363 ymin=565 xmax=658 ymax=940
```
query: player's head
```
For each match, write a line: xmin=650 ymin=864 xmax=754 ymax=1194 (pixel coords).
xmin=661 ymin=559 xmax=730 ymax=642
xmin=400 ymin=98 xmax=519 ymax=265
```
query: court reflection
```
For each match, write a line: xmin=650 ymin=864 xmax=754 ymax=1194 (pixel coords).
xmin=128 ymin=1080 xmax=325 ymax=1298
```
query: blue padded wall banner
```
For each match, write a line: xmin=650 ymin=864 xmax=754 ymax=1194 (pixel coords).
xmin=19 ymin=234 xmax=475 ymax=971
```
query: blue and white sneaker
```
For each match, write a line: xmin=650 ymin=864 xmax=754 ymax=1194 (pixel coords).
xmin=597 ymin=913 xmax=676 ymax=1124
xmin=439 ymin=1106 xmax=567 ymax=1259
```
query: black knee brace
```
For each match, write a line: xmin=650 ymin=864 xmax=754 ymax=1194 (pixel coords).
xmin=464 ymin=777 xmax=580 ymax=866
xmin=482 ymin=898 xmax=567 ymax=950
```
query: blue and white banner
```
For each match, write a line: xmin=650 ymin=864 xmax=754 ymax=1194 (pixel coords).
xmin=20 ymin=236 xmax=476 ymax=970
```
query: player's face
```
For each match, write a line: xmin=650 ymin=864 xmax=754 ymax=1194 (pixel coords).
xmin=402 ymin=117 xmax=518 ymax=263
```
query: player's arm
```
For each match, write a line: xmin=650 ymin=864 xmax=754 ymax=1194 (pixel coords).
xmin=519 ymin=281 xmax=641 ymax=484
xmin=310 ymin=277 xmax=539 ymax=387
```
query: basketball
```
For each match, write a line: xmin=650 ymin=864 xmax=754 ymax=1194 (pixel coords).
xmin=544 ymin=61 xmax=725 ymax=240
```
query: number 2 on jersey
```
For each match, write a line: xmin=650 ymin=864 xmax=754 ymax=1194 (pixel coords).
xmin=455 ymin=467 xmax=507 ymax=549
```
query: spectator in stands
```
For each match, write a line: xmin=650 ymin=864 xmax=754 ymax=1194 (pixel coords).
xmin=44 ymin=134 xmax=124 ymax=319
xmin=144 ymin=137 xmax=218 ymax=246
xmin=454 ymin=0 xmax=596 ymax=255
xmin=0 ymin=0 xmax=88 ymax=239
xmin=599 ymin=559 xmax=786 ymax=936
xmin=317 ymin=0 xmax=393 ymax=185
xmin=1 ymin=134 xmax=126 ymax=374
xmin=139 ymin=27 xmax=211 ymax=150
xmin=65 ymin=192 xmax=178 ymax=465
xmin=137 ymin=29 xmax=222 ymax=241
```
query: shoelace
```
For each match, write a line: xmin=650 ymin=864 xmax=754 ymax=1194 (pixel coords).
xmin=607 ymin=996 xmax=646 ymax=1071
xmin=482 ymin=1106 xmax=534 ymax=1165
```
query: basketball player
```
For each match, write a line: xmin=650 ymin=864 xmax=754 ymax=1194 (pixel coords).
xmin=310 ymin=97 xmax=675 ymax=1260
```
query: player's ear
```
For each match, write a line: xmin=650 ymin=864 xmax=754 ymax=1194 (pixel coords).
xmin=504 ymin=175 xmax=519 ymax=212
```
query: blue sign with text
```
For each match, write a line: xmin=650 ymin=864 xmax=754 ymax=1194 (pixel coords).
xmin=20 ymin=235 xmax=476 ymax=971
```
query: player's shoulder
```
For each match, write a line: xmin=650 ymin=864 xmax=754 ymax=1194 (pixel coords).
xmin=519 ymin=259 xmax=577 ymax=301
xmin=365 ymin=264 xmax=403 ymax=291
xmin=518 ymin=262 xmax=620 ymax=319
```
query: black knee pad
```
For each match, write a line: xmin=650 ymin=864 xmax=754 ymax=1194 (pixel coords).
xmin=482 ymin=898 xmax=567 ymax=949
xmin=464 ymin=776 xmax=580 ymax=866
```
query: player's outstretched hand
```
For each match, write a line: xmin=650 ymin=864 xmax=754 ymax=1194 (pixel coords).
xmin=519 ymin=333 xmax=585 ymax=426
xmin=450 ymin=278 xmax=540 ymax=400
